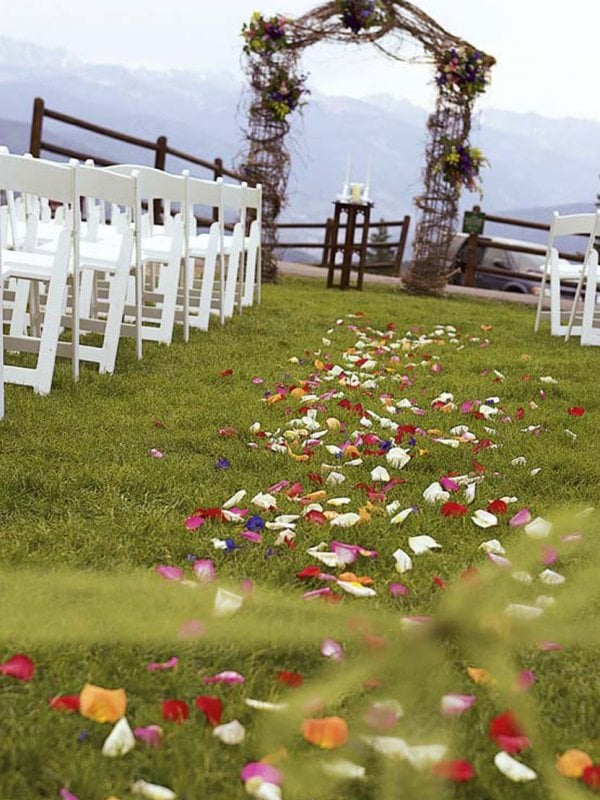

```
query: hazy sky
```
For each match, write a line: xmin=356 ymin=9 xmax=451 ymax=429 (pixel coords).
xmin=5 ymin=0 xmax=600 ymax=121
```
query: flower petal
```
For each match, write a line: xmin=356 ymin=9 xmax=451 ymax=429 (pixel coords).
xmin=494 ymin=752 xmax=537 ymax=782
xmin=102 ymin=716 xmax=136 ymax=757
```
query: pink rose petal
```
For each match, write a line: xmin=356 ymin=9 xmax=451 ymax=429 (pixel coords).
xmin=488 ymin=552 xmax=512 ymax=569
xmin=204 ymin=670 xmax=245 ymax=685
xmin=178 ymin=619 xmax=206 ymax=639
xmin=134 ymin=724 xmax=163 ymax=747
xmin=441 ymin=693 xmax=476 ymax=716
xmin=389 ymin=583 xmax=409 ymax=597
xmin=516 ymin=670 xmax=536 ymax=691
xmin=241 ymin=530 xmax=262 ymax=543
xmin=241 ymin=763 xmax=283 ymax=786
xmin=193 ymin=559 xmax=216 ymax=583
xmin=60 ymin=790 xmax=81 ymax=800
xmin=0 ymin=653 xmax=35 ymax=682
xmin=320 ymin=638 xmax=343 ymax=661
xmin=147 ymin=656 xmax=179 ymax=672
xmin=440 ymin=476 xmax=460 ymax=492
xmin=539 ymin=546 xmax=557 ymax=566
xmin=509 ymin=508 xmax=531 ymax=528
xmin=155 ymin=565 xmax=183 ymax=581
xmin=185 ymin=515 xmax=204 ymax=530
xmin=539 ymin=640 xmax=562 ymax=651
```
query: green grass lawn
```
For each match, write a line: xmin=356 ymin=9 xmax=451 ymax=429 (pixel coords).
xmin=1 ymin=277 xmax=599 ymax=800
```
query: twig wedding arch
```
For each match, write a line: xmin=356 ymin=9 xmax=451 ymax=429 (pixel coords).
xmin=240 ymin=0 xmax=494 ymax=292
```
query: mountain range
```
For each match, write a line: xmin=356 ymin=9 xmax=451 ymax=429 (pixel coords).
xmin=0 ymin=35 xmax=597 ymax=257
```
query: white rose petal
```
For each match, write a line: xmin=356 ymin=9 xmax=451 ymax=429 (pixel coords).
xmin=213 ymin=719 xmax=246 ymax=745
xmin=479 ymin=539 xmax=505 ymax=554
xmin=524 ymin=517 xmax=552 ymax=539
xmin=405 ymin=744 xmax=448 ymax=770
xmin=131 ymin=780 xmax=176 ymax=800
xmin=361 ymin=735 xmax=409 ymax=759
xmin=408 ymin=535 xmax=441 ymax=554
xmin=327 ymin=497 xmax=351 ymax=507
xmin=245 ymin=698 xmax=288 ymax=712
xmin=471 ymin=510 xmax=498 ymax=529
xmin=214 ymin=588 xmax=244 ymax=617
xmin=464 ymin=483 xmax=476 ymax=504
xmin=504 ymin=603 xmax=544 ymax=620
xmin=322 ymin=758 xmax=366 ymax=780
xmin=102 ymin=716 xmax=135 ymax=757
xmin=494 ymin=752 xmax=537 ymax=782
xmin=539 ymin=569 xmax=566 ymax=585
xmin=511 ymin=571 xmax=533 ymax=584
xmin=511 ymin=456 xmax=527 ymax=466
xmin=386 ymin=447 xmax=411 ymax=469
xmin=371 ymin=465 xmax=391 ymax=482
xmin=251 ymin=492 xmax=277 ymax=510
xmin=326 ymin=471 xmax=346 ymax=485
xmin=253 ymin=784 xmax=282 ymax=800
xmin=390 ymin=507 xmax=415 ymax=525
xmin=539 ymin=376 xmax=558 ymax=384
xmin=337 ymin=580 xmax=377 ymax=597
xmin=392 ymin=548 xmax=413 ymax=573
xmin=222 ymin=489 xmax=246 ymax=510
xmin=422 ymin=482 xmax=450 ymax=504
xmin=330 ymin=512 xmax=361 ymax=527
xmin=307 ymin=544 xmax=338 ymax=568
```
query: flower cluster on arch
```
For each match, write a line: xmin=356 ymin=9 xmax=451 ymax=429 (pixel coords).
xmin=436 ymin=47 xmax=490 ymax=99
xmin=242 ymin=12 xmax=290 ymax=55
xmin=263 ymin=68 xmax=309 ymax=121
xmin=336 ymin=0 xmax=382 ymax=34
xmin=438 ymin=137 xmax=488 ymax=195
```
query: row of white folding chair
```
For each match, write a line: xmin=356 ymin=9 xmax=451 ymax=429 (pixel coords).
xmin=0 ymin=155 xmax=139 ymax=408
xmin=533 ymin=211 xmax=600 ymax=341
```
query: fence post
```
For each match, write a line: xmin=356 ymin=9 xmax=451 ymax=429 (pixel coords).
xmin=29 ymin=97 xmax=45 ymax=158
xmin=213 ymin=158 xmax=224 ymax=222
xmin=394 ymin=214 xmax=411 ymax=277
xmin=464 ymin=231 xmax=478 ymax=287
xmin=321 ymin=218 xmax=334 ymax=267
xmin=152 ymin=135 xmax=168 ymax=222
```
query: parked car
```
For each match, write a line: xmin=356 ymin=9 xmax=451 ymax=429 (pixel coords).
xmin=449 ymin=235 xmax=577 ymax=297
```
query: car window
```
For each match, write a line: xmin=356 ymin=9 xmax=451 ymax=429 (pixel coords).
xmin=482 ymin=247 xmax=512 ymax=269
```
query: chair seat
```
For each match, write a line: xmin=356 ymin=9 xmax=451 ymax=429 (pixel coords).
xmin=1 ymin=247 xmax=54 ymax=280
xmin=188 ymin=233 xmax=249 ymax=258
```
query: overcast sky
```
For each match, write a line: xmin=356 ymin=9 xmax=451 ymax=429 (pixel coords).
xmin=5 ymin=0 xmax=600 ymax=121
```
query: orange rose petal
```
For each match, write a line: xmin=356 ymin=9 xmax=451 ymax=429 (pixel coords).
xmin=467 ymin=667 xmax=496 ymax=686
xmin=301 ymin=716 xmax=348 ymax=749
xmin=556 ymin=749 xmax=593 ymax=778
xmin=79 ymin=683 xmax=126 ymax=723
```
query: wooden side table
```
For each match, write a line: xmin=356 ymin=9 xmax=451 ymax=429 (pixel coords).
xmin=326 ymin=200 xmax=374 ymax=290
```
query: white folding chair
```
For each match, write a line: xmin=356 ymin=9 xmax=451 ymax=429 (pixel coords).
xmin=565 ymin=212 xmax=600 ymax=342
xmin=0 ymin=153 xmax=75 ymax=396
xmin=104 ymin=164 xmax=185 ymax=346
xmin=241 ymin=183 xmax=262 ymax=309
xmin=534 ymin=212 xmax=598 ymax=337
xmin=62 ymin=164 xmax=137 ymax=374
xmin=186 ymin=175 xmax=224 ymax=330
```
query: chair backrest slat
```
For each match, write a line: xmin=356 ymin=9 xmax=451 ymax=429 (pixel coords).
xmin=0 ymin=153 xmax=72 ymax=204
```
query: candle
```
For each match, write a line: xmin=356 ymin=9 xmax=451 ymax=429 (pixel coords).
xmin=363 ymin=156 xmax=372 ymax=203
xmin=350 ymin=183 xmax=364 ymax=203
xmin=342 ymin=154 xmax=351 ymax=200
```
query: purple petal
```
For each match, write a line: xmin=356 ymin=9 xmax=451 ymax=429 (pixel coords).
xmin=134 ymin=724 xmax=163 ymax=747
xmin=517 ymin=669 xmax=536 ymax=691
xmin=331 ymin=541 xmax=360 ymax=565
xmin=440 ymin=476 xmax=460 ymax=492
xmin=389 ymin=583 xmax=409 ymax=597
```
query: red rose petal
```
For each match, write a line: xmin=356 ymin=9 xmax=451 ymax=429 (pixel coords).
xmin=441 ymin=502 xmax=468 ymax=517
xmin=432 ymin=759 xmax=475 ymax=782
xmin=0 ymin=653 xmax=35 ymax=682
xmin=161 ymin=699 xmax=189 ymax=723
xmin=487 ymin=499 xmax=508 ymax=515
xmin=489 ymin=710 xmax=527 ymax=750
xmin=277 ymin=670 xmax=304 ymax=688
xmin=49 ymin=694 xmax=80 ymax=713
xmin=195 ymin=695 xmax=223 ymax=726
xmin=583 ymin=765 xmax=600 ymax=789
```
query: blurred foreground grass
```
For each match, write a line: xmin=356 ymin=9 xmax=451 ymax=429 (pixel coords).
xmin=1 ymin=277 xmax=599 ymax=799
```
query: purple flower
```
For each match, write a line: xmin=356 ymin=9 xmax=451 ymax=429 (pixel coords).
xmin=216 ymin=458 xmax=230 ymax=470
xmin=246 ymin=514 xmax=265 ymax=532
